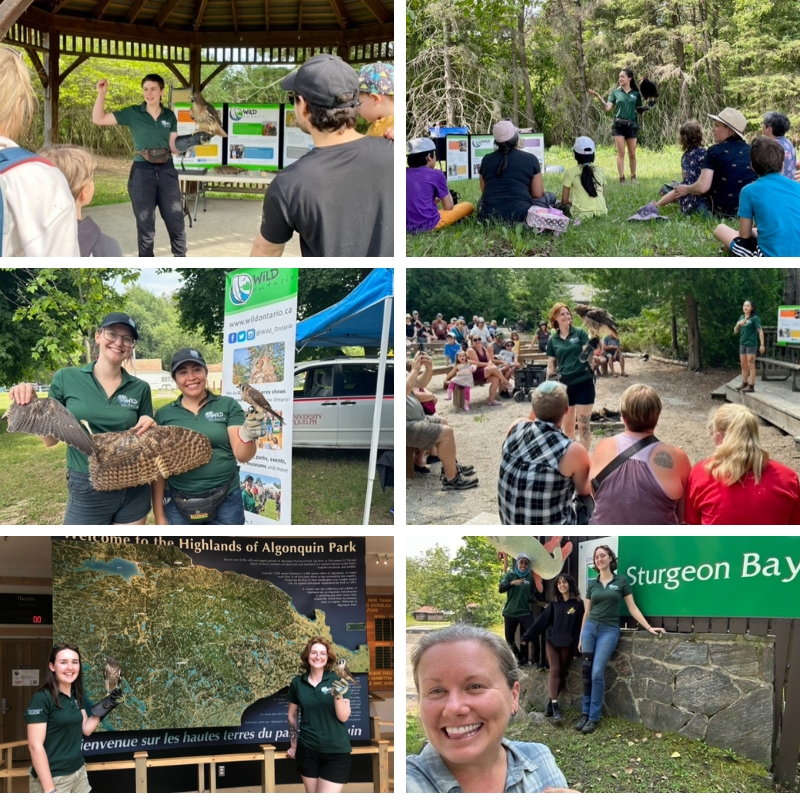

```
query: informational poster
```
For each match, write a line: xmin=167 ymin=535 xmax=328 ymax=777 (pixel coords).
xmin=469 ymin=135 xmax=495 ymax=178
xmin=227 ymin=104 xmax=281 ymax=171
xmin=51 ymin=536 xmax=370 ymax=754
xmin=12 ymin=669 xmax=39 ymax=687
xmin=223 ymin=270 xmax=298 ymax=525
xmin=173 ymin=103 xmax=224 ymax=167
xmin=520 ymin=132 xmax=546 ymax=171
xmin=777 ymin=306 xmax=800 ymax=344
xmin=282 ymin=105 xmax=314 ymax=167
xmin=444 ymin=134 xmax=469 ymax=181
xmin=366 ymin=595 xmax=393 ymax=691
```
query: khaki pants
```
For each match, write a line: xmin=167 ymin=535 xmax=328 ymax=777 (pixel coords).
xmin=30 ymin=765 xmax=91 ymax=793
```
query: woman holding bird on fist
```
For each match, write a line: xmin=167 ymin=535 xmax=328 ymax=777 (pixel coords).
xmin=287 ymin=637 xmax=353 ymax=793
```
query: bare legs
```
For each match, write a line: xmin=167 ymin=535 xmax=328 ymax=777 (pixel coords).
xmin=626 ymin=138 xmax=637 ymax=180
xmin=301 ymin=776 xmax=345 ymax=793
xmin=614 ymin=135 xmax=637 ymax=180
xmin=564 ymin=404 xmax=593 ymax=450
xmin=746 ymin=353 xmax=756 ymax=386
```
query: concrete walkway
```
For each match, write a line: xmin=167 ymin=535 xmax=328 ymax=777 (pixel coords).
xmin=85 ymin=197 xmax=301 ymax=257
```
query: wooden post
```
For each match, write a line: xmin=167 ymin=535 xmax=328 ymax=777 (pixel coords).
xmin=0 ymin=0 xmax=36 ymax=41
xmin=5 ymin=747 xmax=12 ymax=794
xmin=452 ymin=385 xmax=465 ymax=409
xmin=133 ymin=751 xmax=148 ymax=793
xmin=189 ymin=44 xmax=201 ymax=94
xmin=197 ymin=762 xmax=205 ymax=793
xmin=209 ymin=761 xmax=216 ymax=793
xmin=41 ymin=30 xmax=60 ymax=147
xmin=260 ymin=745 xmax=276 ymax=793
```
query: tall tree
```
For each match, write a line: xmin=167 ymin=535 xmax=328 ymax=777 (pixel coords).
xmin=451 ymin=537 xmax=506 ymax=627
xmin=406 ymin=545 xmax=457 ymax=615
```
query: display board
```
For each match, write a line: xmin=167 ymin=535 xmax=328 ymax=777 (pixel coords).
xmin=223 ymin=269 xmax=298 ymax=525
xmin=444 ymin=134 xmax=470 ymax=181
xmin=777 ymin=306 xmax=800 ymax=344
xmin=366 ymin=595 xmax=393 ymax=691
xmin=52 ymin=536 xmax=370 ymax=754
xmin=282 ymin=105 xmax=315 ymax=167
xmin=469 ymin=135 xmax=495 ymax=178
xmin=174 ymin=103 xmax=224 ymax=167
xmin=227 ymin=104 xmax=281 ymax=171
xmin=520 ymin=132 xmax=546 ymax=170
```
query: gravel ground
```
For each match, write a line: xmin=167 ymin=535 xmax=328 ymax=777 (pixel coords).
xmin=406 ymin=359 xmax=800 ymax=525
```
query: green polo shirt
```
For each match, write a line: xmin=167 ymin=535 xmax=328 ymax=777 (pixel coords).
xmin=608 ymin=88 xmax=642 ymax=123
xmin=25 ymin=688 xmax=91 ymax=778
xmin=113 ymin=103 xmax=177 ymax=162
xmin=49 ymin=363 xmax=153 ymax=474
xmin=154 ymin=392 xmax=245 ymax=493
xmin=500 ymin=570 xmax=533 ymax=618
xmin=287 ymin=671 xmax=352 ymax=754
xmin=546 ymin=326 xmax=592 ymax=385
xmin=737 ymin=314 xmax=762 ymax=348
xmin=586 ymin=574 xmax=632 ymax=626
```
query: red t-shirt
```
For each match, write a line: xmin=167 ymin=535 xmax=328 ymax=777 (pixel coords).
xmin=685 ymin=459 xmax=800 ymax=525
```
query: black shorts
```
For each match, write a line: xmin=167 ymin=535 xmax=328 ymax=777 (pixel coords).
xmin=566 ymin=378 xmax=596 ymax=407
xmin=730 ymin=236 xmax=763 ymax=257
xmin=611 ymin=121 xmax=638 ymax=140
xmin=295 ymin=741 xmax=351 ymax=784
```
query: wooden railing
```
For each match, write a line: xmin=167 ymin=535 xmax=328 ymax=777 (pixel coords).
xmin=0 ymin=717 xmax=393 ymax=793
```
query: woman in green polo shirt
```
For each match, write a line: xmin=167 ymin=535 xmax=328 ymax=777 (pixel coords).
xmin=734 ymin=299 xmax=765 ymax=393
xmin=153 ymin=348 xmax=265 ymax=525
xmin=9 ymin=313 xmax=156 ymax=525
xmin=25 ymin=644 xmax=122 ymax=793
xmin=286 ymin=637 xmax=353 ymax=792
xmin=575 ymin=545 xmax=665 ymax=735
xmin=588 ymin=69 xmax=645 ymax=184
xmin=545 ymin=302 xmax=596 ymax=451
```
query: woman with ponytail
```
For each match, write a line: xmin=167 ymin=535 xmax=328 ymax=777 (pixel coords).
xmin=477 ymin=120 xmax=557 ymax=223
xmin=561 ymin=137 xmax=607 ymax=219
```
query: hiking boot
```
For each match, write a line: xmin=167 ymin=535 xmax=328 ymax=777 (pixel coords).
xmin=440 ymin=462 xmax=476 ymax=481
xmin=619 ymin=177 xmax=626 ymax=184
xmin=574 ymin=714 xmax=589 ymax=731
xmin=630 ymin=176 xmax=639 ymax=184
xmin=552 ymin=703 xmax=562 ymax=723
xmin=581 ymin=719 xmax=599 ymax=734
xmin=441 ymin=472 xmax=479 ymax=491
xmin=741 ymin=384 xmax=755 ymax=393
xmin=737 ymin=382 xmax=748 ymax=390
xmin=544 ymin=700 xmax=554 ymax=718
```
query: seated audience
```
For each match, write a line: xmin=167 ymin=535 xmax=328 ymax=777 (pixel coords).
xmin=467 ymin=334 xmax=512 ymax=406
xmin=590 ymin=384 xmax=691 ymax=524
xmin=443 ymin=332 xmax=461 ymax=365
xmin=685 ymin=404 xmax=800 ymax=524
xmin=561 ymin=137 xmax=607 ymax=219
xmin=431 ymin=313 xmax=449 ymax=340
xmin=654 ymin=120 xmax=707 ymax=215
xmin=761 ymin=111 xmax=796 ymax=179
xmin=535 ymin=322 xmax=550 ymax=353
xmin=601 ymin=333 xmax=628 ymax=377
xmin=497 ymin=381 xmax=592 ymax=525
xmin=713 ymin=136 xmax=800 ymax=257
xmin=495 ymin=336 xmax=520 ymax=384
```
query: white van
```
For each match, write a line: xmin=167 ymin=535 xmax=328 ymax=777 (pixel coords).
xmin=293 ymin=358 xmax=394 ymax=448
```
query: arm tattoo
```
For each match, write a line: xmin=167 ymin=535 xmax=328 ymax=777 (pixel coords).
xmin=288 ymin=723 xmax=299 ymax=744
xmin=653 ymin=451 xmax=674 ymax=469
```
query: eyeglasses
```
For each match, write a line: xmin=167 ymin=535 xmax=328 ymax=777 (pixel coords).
xmin=101 ymin=329 xmax=135 ymax=348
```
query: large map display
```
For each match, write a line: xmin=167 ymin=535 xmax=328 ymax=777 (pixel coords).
xmin=52 ymin=536 xmax=369 ymax=752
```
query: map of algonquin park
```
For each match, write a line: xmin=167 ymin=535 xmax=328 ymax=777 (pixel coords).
xmin=52 ymin=539 xmax=369 ymax=732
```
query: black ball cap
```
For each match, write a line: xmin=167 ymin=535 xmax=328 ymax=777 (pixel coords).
xmin=100 ymin=313 xmax=139 ymax=340
xmin=281 ymin=54 xmax=360 ymax=109
xmin=171 ymin=348 xmax=207 ymax=375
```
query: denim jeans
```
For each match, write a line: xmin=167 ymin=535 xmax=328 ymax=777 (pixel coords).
xmin=63 ymin=469 xmax=151 ymax=525
xmin=162 ymin=485 xmax=245 ymax=525
xmin=580 ymin=620 xmax=620 ymax=722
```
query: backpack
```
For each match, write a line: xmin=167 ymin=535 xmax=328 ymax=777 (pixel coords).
xmin=0 ymin=147 xmax=53 ymax=257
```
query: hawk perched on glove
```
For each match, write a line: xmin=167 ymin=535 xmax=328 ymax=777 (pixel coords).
xmin=241 ymin=383 xmax=285 ymax=424
xmin=189 ymin=92 xmax=227 ymax=138
xmin=575 ymin=303 xmax=619 ymax=339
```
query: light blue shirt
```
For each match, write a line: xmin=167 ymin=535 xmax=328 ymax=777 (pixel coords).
xmin=737 ymin=172 xmax=800 ymax=257
xmin=406 ymin=739 xmax=568 ymax=793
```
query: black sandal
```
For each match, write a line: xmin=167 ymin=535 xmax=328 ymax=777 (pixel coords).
xmin=414 ymin=464 xmax=431 ymax=474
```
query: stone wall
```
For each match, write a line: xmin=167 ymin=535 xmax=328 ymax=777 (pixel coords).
xmin=520 ymin=631 xmax=774 ymax=765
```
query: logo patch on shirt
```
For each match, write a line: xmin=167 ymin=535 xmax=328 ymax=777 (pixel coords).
xmin=321 ymin=687 xmax=332 ymax=695
xmin=205 ymin=411 xmax=226 ymax=422
xmin=117 ymin=395 xmax=139 ymax=408
xmin=161 ymin=120 xmax=171 ymax=128
xmin=27 ymin=708 xmax=42 ymax=715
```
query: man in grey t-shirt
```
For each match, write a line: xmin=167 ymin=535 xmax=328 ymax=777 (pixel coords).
xmin=250 ymin=54 xmax=393 ymax=257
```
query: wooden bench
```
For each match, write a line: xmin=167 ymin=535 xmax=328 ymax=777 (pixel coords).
xmin=756 ymin=357 xmax=800 ymax=391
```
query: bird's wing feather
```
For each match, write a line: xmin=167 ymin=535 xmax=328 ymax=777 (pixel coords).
xmin=5 ymin=398 xmax=95 ymax=455
xmin=89 ymin=427 xmax=213 ymax=491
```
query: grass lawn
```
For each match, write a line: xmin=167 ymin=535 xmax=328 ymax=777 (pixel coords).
xmin=0 ymin=393 xmax=393 ymax=525
xmin=406 ymin=711 xmax=784 ymax=792
xmin=406 ymin=144 xmax=727 ymax=257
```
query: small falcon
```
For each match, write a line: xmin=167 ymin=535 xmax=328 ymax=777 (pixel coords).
xmin=241 ymin=383 xmax=285 ymax=424
xmin=189 ymin=91 xmax=227 ymax=138
xmin=104 ymin=656 xmax=121 ymax=693
xmin=334 ymin=658 xmax=358 ymax=685
xmin=575 ymin=303 xmax=619 ymax=339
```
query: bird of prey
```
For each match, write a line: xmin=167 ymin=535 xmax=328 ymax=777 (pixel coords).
xmin=104 ymin=656 xmax=121 ymax=693
xmin=575 ymin=303 xmax=619 ymax=339
xmin=4 ymin=398 xmax=95 ymax=455
xmin=334 ymin=658 xmax=358 ymax=685
xmin=189 ymin=92 xmax=227 ymax=138
xmin=241 ymin=383 xmax=285 ymax=424
xmin=640 ymin=77 xmax=658 ymax=101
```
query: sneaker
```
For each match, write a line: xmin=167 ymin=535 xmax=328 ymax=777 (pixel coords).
xmin=544 ymin=700 xmax=554 ymax=718
xmin=552 ymin=703 xmax=562 ymax=723
xmin=619 ymin=177 xmax=626 ymax=184
xmin=741 ymin=385 xmax=755 ymax=393
xmin=464 ymin=403 xmax=471 ymax=412
xmin=445 ymin=394 xmax=453 ymax=401
xmin=440 ymin=463 xmax=476 ymax=482
xmin=630 ymin=176 xmax=639 ymax=184
xmin=574 ymin=715 xmax=589 ymax=731
xmin=737 ymin=382 xmax=748 ymax=390
xmin=441 ymin=472 xmax=479 ymax=491
xmin=581 ymin=719 xmax=599 ymax=734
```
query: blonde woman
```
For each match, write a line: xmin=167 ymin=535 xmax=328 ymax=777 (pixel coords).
xmin=685 ymin=405 xmax=800 ymax=524
xmin=0 ymin=48 xmax=79 ymax=256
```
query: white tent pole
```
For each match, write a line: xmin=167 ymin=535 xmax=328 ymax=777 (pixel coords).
xmin=363 ymin=295 xmax=392 ymax=525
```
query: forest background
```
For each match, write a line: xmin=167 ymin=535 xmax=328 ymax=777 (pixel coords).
xmin=407 ymin=0 xmax=800 ymax=147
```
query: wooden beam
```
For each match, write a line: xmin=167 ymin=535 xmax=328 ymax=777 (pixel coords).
xmin=163 ymin=60 xmax=189 ymax=86
xmin=229 ymin=0 xmax=238 ymax=31
xmin=193 ymin=0 xmax=210 ymax=31
xmin=156 ymin=0 xmax=182 ymax=27
xmin=24 ymin=45 xmax=48 ymax=88
xmin=189 ymin=43 xmax=200 ymax=90
xmin=297 ymin=0 xmax=302 ymax=30
xmin=200 ymin=61 xmax=229 ymax=91
xmin=263 ymin=0 xmax=269 ymax=31
xmin=327 ymin=0 xmax=347 ymax=29
xmin=51 ymin=0 xmax=71 ymax=12
xmin=0 ymin=0 xmax=36 ymax=40
xmin=59 ymin=52 xmax=88 ymax=81
xmin=91 ymin=0 xmax=114 ymax=20
xmin=126 ymin=0 xmax=149 ymax=24
xmin=357 ymin=0 xmax=389 ymax=23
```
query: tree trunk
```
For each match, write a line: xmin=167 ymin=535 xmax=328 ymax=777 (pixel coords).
xmin=672 ymin=3 xmax=689 ymax=119
xmin=574 ymin=0 xmax=588 ymax=110
xmin=783 ymin=268 xmax=800 ymax=305
xmin=442 ymin=17 xmax=456 ymax=126
xmin=686 ymin=292 xmax=701 ymax=370
xmin=511 ymin=36 xmax=520 ymax=126
xmin=671 ymin=312 xmax=679 ymax=352
xmin=517 ymin=9 xmax=535 ymax=128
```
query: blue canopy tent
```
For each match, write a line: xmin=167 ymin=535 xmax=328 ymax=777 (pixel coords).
xmin=296 ymin=268 xmax=394 ymax=525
